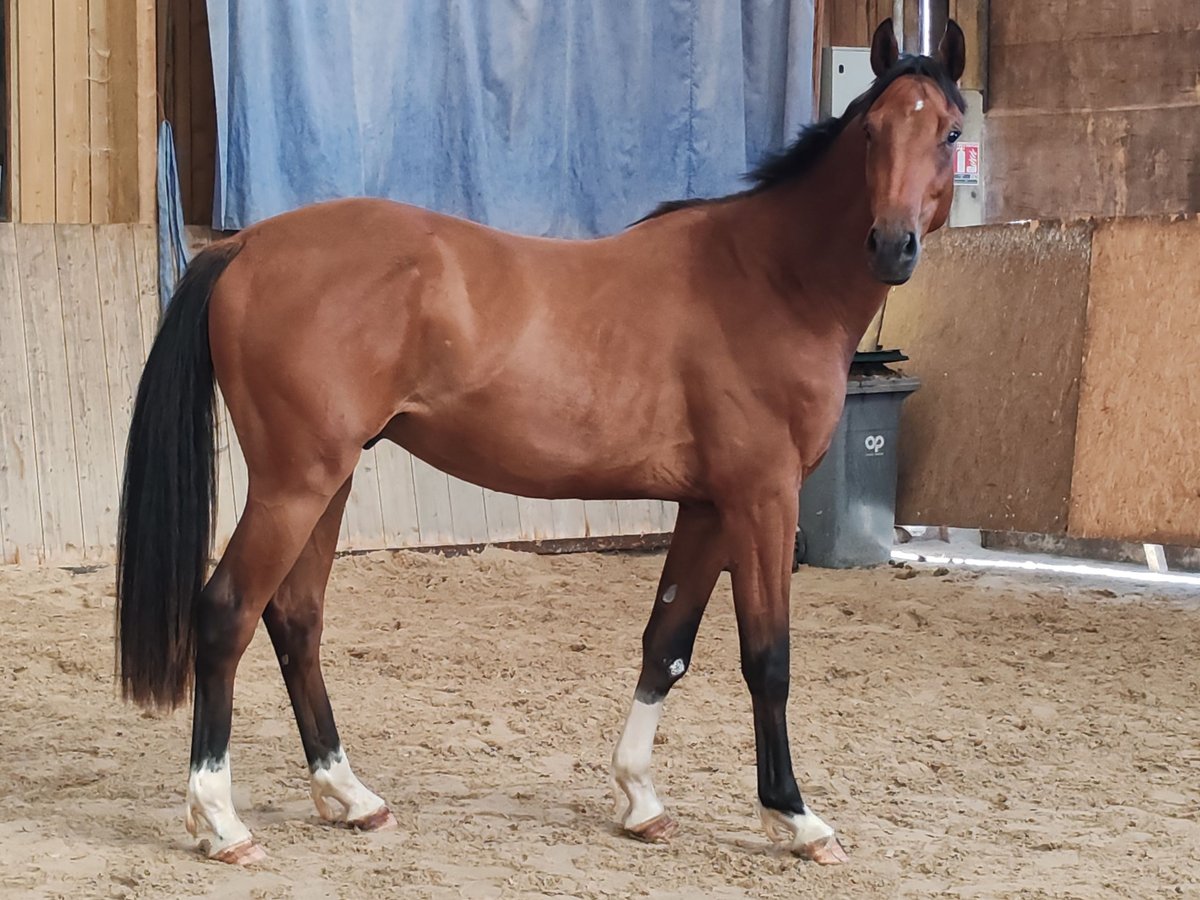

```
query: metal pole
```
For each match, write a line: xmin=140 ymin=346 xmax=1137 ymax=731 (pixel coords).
xmin=892 ymin=0 xmax=905 ymax=53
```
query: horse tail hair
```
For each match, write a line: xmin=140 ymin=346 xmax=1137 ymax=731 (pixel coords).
xmin=116 ymin=242 xmax=242 ymax=710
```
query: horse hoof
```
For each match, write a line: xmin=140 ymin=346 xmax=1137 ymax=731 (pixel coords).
xmin=797 ymin=835 xmax=850 ymax=866
xmin=626 ymin=812 xmax=679 ymax=844
xmin=350 ymin=805 xmax=398 ymax=832
xmin=210 ymin=838 xmax=267 ymax=866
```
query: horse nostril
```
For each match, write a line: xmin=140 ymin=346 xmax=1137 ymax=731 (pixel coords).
xmin=903 ymin=232 xmax=918 ymax=258
xmin=866 ymin=229 xmax=880 ymax=254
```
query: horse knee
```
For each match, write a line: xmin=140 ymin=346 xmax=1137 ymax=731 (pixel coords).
xmin=636 ymin=637 xmax=695 ymax=702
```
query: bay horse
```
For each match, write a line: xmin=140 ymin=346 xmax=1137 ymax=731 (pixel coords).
xmin=117 ymin=19 xmax=965 ymax=867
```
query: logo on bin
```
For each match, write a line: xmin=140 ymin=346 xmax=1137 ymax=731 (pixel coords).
xmin=864 ymin=434 xmax=886 ymax=456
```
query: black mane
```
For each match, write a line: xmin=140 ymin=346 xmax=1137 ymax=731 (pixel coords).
xmin=633 ymin=53 xmax=965 ymax=225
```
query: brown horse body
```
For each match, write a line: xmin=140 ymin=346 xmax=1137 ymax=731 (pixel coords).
xmin=118 ymin=19 xmax=966 ymax=868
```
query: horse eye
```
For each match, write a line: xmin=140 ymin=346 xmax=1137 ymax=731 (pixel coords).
xmin=947 ymin=130 xmax=962 ymax=144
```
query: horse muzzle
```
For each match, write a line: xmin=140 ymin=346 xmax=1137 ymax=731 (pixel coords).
xmin=865 ymin=225 xmax=920 ymax=286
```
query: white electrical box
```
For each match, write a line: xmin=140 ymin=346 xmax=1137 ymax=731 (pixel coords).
xmin=820 ymin=47 xmax=875 ymax=118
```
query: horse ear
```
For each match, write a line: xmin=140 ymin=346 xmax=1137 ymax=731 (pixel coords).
xmin=938 ymin=19 xmax=967 ymax=82
xmin=870 ymin=19 xmax=900 ymax=77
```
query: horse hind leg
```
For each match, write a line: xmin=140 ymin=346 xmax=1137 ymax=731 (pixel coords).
xmin=612 ymin=503 xmax=724 ymax=842
xmin=262 ymin=476 xmax=395 ymax=831
xmin=186 ymin=452 xmax=358 ymax=864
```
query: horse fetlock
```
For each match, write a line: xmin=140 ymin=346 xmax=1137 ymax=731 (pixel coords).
xmin=185 ymin=756 xmax=254 ymax=855
xmin=309 ymin=748 xmax=387 ymax=824
xmin=759 ymin=804 xmax=847 ymax=863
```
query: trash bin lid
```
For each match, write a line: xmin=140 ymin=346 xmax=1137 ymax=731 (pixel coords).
xmin=852 ymin=349 xmax=909 ymax=365
xmin=846 ymin=372 xmax=921 ymax=395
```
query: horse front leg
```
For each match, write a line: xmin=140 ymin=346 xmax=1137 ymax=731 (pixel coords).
xmin=727 ymin=487 xmax=849 ymax=865
xmin=612 ymin=503 xmax=725 ymax=841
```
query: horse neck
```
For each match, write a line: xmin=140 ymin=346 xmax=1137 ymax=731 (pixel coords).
xmin=724 ymin=123 xmax=889 ymax=355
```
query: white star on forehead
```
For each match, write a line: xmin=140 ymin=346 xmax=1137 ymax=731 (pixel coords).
xmin=914 ymin=99 xmax=925 ymax=111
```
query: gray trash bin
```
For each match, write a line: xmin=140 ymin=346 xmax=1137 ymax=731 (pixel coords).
xmin=796 ymin=360 xmax=919 ymax=569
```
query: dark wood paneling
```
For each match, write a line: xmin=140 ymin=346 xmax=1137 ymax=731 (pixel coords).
xmin=992 ymin=0 xmax=1199 ymax=45
xmin=990 ymin=30 xmax=1200 ymax=111
xmin=986 ymin=106 xmax=1200 ymax=221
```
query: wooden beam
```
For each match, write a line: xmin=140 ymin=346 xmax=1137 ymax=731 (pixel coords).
xmin=16 ymin=0 xmax=56 ymax=222
xmin=137 ymin=0 xmax=158 ymax=223
xmin=5 ymin=0 xmax=21 ymax=219
xmin=54 ymin=0 xmax=92 ymax=222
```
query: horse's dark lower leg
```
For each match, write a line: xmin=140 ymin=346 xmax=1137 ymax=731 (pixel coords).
xmin=727 ymin=487 xmax=848 ymax=865
xmin=613 ymin=503 xmax=724 ymax=840
xmin=261 ymin=478 xmax=394 ymax=830
xmin=186 ymin=481 xmax=350 ymax=864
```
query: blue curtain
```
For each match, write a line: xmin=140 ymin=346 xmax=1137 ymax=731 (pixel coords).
xmin=156 ymin=121 xmax=192 ymax=307
xmin=206 ymin=0 xmax=815 ymax=237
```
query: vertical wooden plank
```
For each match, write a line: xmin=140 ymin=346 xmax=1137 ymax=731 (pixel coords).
xmin=411 ymin=457 xmax=454 ymax=546
xmin=136 ymin=0 xmax=157 ymax=223
xmin=953 ymin=0 xmax=986 ymax=93
xmin=6 ymin=0 xmax=22 ymax=220
xmin=188 ymin=0 xmax=216 ymax=226
xmin=131 ymin=224 xmax=160 ymax=354
xmin=0 ymin=225 xmax=45 ymax=563
xmin=516 ymin=496 xmax=556 ymax=542
xmin=375 ymin=443 xmax=422 ymax=548
xmin=550 ymin=499 xmax=588 ymax=540
xmin=55 ymin=0 xmax=92 ymax=222
xmin=171 ymin=0 xmax=193 ymax=220
xmin=482 ymin=489 xmax=523 ymax=543
xmin=91 ymin=0 xmax=141 ymax=222
xmin=342 ymin=449 xmax=387 ymax=551
xmin=447 ymin=477 xmax=490 ymax=544
xmin=582 ymin=500 xmax=623 ymax=538
xmin=211 ymin=396 xmax=238 ymax=555
xmin=16 ymin=0 xmax=56 ymax=222
xmin=88 ymin=0 xmax=114 ymax=222
xmin=93 ymin=225 xmax=144 ymax=483
xmin=616 ymin=500 xmax=661 ymax=538
xmin=15 ymin=225 xmax=85 ymax=560
xmin=55 ymin=225 xmax=120 ymax=559
xmin=224 ymin=404 xmax=249 ymax=526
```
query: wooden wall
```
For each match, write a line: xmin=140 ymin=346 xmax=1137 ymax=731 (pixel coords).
xmin=0 ymin=222 xmax=158 ymax=563
xmin=1069 ymin=216 xmax=1200 ymax=545
xmin=0 ymin=224 xmax=674 ymax=566
xmin=986 ymin=1 xmax=1200 ymax=221
xmin=882 ymin=215 xmax=1200 ymax=546
xmin=882 ymin=221 xmax=1092 ymax=534
xmin=7 ymin=0 xmax=157 ymax=224
xmin=821 ymin=0 xmax=987 ymax=91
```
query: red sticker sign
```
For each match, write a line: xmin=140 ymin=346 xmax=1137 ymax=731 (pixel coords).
xmin=953 ymin=142 xmax=980 ymax=185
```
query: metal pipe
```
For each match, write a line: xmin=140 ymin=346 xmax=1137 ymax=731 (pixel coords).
xmin=918 ymin=0 xmax=949 ymax=56
xmin=893 ymin=0 xmax=905 ymax=53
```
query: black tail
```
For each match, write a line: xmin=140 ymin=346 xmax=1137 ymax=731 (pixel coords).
xmin=116 ymin=243 xmax=241 ymax=710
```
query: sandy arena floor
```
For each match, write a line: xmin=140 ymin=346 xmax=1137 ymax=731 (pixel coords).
xmin=1 ymin=547 xmax=1198 ymax=898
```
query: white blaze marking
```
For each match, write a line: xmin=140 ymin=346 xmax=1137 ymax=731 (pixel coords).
xmin=612 ymin=699 xmax=665 ymax=828
xmin=310 ymin=746 xmax=387 ymax=823
xmin=661 ymin=584 xmax=677 ymax=604
xmin=185 ymin=753 xmax=253 ymax=855
xmin=668 ymin=658 xmax=685 ymax=678
xmin=760 ymin=805 xmax=836 ymax=849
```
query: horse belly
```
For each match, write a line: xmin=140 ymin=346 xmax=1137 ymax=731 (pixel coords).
xmin=383 ymin=391 xmax=692 ymax=502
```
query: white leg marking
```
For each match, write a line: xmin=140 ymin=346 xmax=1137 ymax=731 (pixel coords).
xmin=185 ymin=753 xmax=253 ymax=856
xmin=612 ymin=699 xmax=665 ymax=829
xmin=310 ymin=746 xmax=387 ymax=823
xmin=760 ymin=804 xmax=836 ymax=848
